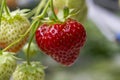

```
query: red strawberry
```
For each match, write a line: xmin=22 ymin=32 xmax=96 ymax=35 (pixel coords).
xmin=35 ymin=18 xmax=86 ymax=66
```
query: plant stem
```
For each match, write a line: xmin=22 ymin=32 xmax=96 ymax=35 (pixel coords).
xmin=0 ymin=0 xmax=5 ymax=25
xmin=38 ymin=0 xmax=51 ymax=18
xmin=26 ymin=21 xmax=40 ymax=65
xmin=20 ymin=19 xmax=38 ymax=37
xmin=26 ymin=0 xmax=51 ymax=65
xmin=26 ymin=20 xmax=38 ymax=65
xmin=4 ymin=0 xmax=10 ymax=16
xmin=50 ymin=0 xmax=58 ymax=20
xmin=26 ymin=8 xmax=36 ymax=18
xmin=35 ymin=0 xmax=47 ymax=16
xmin=26 ymin=0 xmax=46 ymax=18
xmin=2 ymin=38 xmax=22 ymax=52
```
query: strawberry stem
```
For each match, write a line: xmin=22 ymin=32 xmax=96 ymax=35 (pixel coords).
xmin=0 ymin=0 xmax=5 ymax=25
xmin=50 ymin=0 xmax=58 ymax=21
xmin=38 ymin=0 xmax=51 ymax=19
xmin=2 ymin=38 xmax=22 ymax=52
xmin=26 ymin=0 xmax=47 ymax=18
xmin=26 ymin=21 xmax=40 ymax=65
xmin=35 ymin=0 xmax=47 ymax=16
xmin=26 ymin=0 xmax=51 ymax=65
xmin=4 ymin=0 xmax=10 ymax=16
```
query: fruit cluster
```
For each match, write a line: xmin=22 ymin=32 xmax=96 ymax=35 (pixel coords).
xmin=0 ymin=0 xmax=87 ymax=80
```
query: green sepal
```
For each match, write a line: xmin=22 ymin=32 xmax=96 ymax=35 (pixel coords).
xmin=2 ymin=9 xmax=30 ymax=20
xmin=11 ymin=9 xmax=30 ymax=16
xmin=63 ymin=7 xmax=69 ymax=18
xmin=17 ymin=62 xmax=46 ymax=74
xmin=56 ymin=8 xmax=75 ymax=22
xmin=0 ymin=52 xmax=19 ymax=64
xmin=68 ymin=9 xmax=81 ymax=18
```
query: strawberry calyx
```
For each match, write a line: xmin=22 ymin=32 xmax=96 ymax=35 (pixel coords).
xmin=13 ymin=62 xmax=46 ymax=80
xmin=0 ymin=52 xmax=17 ymax=63
xmin=0 ymin=51 xmax=21 ymax=62
xmin=40 ymin=4 xmax=79 ymax=25
xmin=16 ymin=62 xmax=46 ymax=73
xmin=3 ymin=9 xmax=30 ymax=18
xmin=56 ymin=7 xmax=81 ymax=22
xmin=1 ymin=9 xmax=30 ymax=23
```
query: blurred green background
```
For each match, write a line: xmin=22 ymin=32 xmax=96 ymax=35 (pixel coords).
xmin=4 ymin=0 xmax=120 ymax=80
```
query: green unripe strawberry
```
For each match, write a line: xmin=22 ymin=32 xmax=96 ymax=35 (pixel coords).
xmin=0 ymin=10 xmax=30 ymax=52
xmin=0 ymin=52 xmax=17 ymax=80
xmin=13 ymin=62 xmax=45 ymax=80
xmin=23 ymin=42 xmax=39 ymax=57
xmin=53 ymin=0 xmax=88 ymax=23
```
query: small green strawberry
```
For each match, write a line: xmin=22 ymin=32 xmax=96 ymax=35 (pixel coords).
xmin=0 ymin=52 xmax=17 ymax=80
xmin=53 ymin=0 xmax=88 ymax=23
xmin=23 ymin=42 xmax=39 ymax=57
xmin=0 ymin=10 xmax=30 ymax=52
xmin=13 ymin=62 xmax=45 ymax=80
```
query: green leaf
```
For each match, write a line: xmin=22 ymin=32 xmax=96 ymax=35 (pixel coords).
xmin=69 ymin=9 xmax=75 ymax=13
xmin=63 ymin=7 xmax=69 ymax=18
xmin=68 ymin=9 xmax=81 ymax=18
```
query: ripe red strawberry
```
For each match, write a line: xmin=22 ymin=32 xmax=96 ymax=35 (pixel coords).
xmin=35 ymin=18 xmax=86 ymax=66
xmin=0 ymin=10 xmax=30 ymax=52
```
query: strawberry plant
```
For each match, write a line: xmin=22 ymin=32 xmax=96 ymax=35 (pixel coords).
xmin=0 ymin=0 xmax=87 ymax=79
